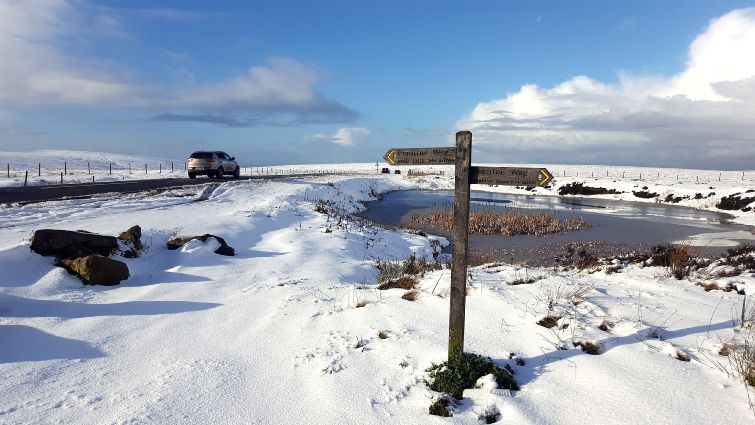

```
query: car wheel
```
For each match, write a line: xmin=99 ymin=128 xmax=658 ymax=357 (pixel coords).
xmin=216 ymin=167 xmax=224 ymax=179
xmin=233 ymin=166 xmax=240 ymax=179
xmin=188 ymin=173 xmax=196 ymax=179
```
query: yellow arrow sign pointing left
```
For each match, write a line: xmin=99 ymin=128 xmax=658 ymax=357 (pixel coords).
xmin=383 ymin=148 xmax=397 ymax=165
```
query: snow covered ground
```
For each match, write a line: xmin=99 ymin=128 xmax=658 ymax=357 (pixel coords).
xmin=3 ymin=150 xmax=752 ymax=226
xmin=1 ymin=172 xmax=754 ymax=424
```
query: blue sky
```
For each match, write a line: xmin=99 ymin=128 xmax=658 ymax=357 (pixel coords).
xmin=1 ymin=1 xmax=755 ymax=168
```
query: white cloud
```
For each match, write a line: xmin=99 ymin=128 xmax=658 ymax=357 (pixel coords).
xmin=0 ymin=0 xmax=140 ymax=107
xmin=459 ymin=8 xmax=755 ymax=169
xmin=308 ymin=127 xmax=371 ymax=146
xmin=0 ymin=0 xmax=356 ymax=125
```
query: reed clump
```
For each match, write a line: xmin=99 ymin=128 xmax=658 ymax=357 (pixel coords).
xmin=411 ymin=208 xmax=588 ymax=237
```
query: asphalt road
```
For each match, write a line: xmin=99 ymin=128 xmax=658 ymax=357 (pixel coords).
xmin=0 ymin=174 xmax=331 ymax=204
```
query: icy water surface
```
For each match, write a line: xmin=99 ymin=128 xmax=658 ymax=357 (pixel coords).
xmin=361 ymin=190 xmax=755 ymax=264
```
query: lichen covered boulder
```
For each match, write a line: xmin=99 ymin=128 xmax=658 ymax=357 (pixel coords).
xmin=30 ymin=229 xmax=118 ymax=259
xmin=60 ymin=255 xmax=130 ymax=285
xmin=118 ymin=225 xmax=143 ymax=250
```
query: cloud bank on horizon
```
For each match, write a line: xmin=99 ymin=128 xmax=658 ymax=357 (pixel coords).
xmin=458 ymin=8 xmax=755 ymax=169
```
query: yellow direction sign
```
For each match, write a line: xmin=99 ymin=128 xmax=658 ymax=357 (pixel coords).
xmin=470 ymin=166 xmax=553 ymax=187
xmin=383 ymin=147 xmax=456 ymax=166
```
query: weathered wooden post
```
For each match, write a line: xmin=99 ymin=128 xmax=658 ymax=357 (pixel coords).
xmin=64 ymin=162 xmax=67 ymax=175
xmin=24 ymin=170 xmax=28 ymax=186
xmin=449 ymin=131 xmax=471 ymax=357
xmin=38 ymin=163 xmax=41 ymax=177
xmin=109 ymin=163 xmax=112 ymax=175
xmin=383 ymin=132 xmax=552 ymax=360
xmin=87 ymin=162 xmax=90 ymax=175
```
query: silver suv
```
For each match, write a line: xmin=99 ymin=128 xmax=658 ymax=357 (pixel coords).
xmin=187 ymin=151 xmax=240 ymax=179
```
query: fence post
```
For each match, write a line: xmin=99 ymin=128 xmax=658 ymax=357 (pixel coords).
xmin=38 ymin=163 xmax=41 ymax=177
xmin=6 ymin=164 xmax=9 ymax=178
xmin=159 ymin=163 xmax=162 ymax=174
xmin=109 ymin=163 xmax=112 ymax=175
xmin=92 ymin=176 xmax=94 ymax=183
xmin=88 ymin=162 xmax=91 ymax=175
xmin=171 ymin=162 xmax=174 ymax=172
xmin=60 ymin=172 xmax=63 ymax=184
xmin=145 ymin=164 xmax=147 ymax=174
xmin=448 ymin=130 xmax=472 ymax=358
xmin=64 ymin=162 xmax=67 ymax=175
xmin=24 ymin=170 xmax=28 ymax=186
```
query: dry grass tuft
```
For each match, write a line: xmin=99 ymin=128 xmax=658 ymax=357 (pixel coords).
xmin=411 ymin=208 xmax=589 ymax=237
xmin=574 ymin=340 xmax=603 ymax=355
xmin=402 ymin=289 xmax=421 ymax=301
xmin=650 ymin=244 xmax=695 ymax=279
xmin=598 ymin=320 xmax=615 ymax=332
xmin=537 ymin=316 xmax=562 ymax=329
xmin=378 ymin=275 xmax=418 ymax=290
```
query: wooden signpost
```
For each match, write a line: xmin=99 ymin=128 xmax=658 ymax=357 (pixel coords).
xmin=384 ymin=131 xmax=553 ymax=358
xmin=383 ymin=147 xmax=456 ymax=165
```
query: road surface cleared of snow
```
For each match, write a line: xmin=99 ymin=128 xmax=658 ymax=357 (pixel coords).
xmin=0 ymin=172 xmax=753 ymax=424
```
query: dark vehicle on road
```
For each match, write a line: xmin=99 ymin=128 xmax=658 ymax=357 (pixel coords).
xmin=394 ymin=169 xmax=401 ymax=175
xmin=381 ymin=167 xmax=390 ymax=174
xmin=188 ymin=151 xmax=240 ymax=179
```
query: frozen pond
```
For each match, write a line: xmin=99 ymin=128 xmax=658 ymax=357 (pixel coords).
xmin=361 ymin=190 xmax=755 ymax=263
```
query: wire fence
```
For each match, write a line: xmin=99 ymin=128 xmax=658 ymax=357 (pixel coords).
xmin=551 ymin=168 xmax=753 ymax=185
xmin=1 ymin=161 xmax=381 ymax=187
xmin=2 ymin=160 xmax=753 ymax=187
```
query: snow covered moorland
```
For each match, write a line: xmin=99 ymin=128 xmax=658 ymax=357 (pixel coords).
xmin=1 ymin=172 xmax=754 ymax=424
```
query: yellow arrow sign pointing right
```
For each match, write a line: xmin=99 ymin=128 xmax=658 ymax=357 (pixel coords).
xmin=538 ymin=168 xmax=553 ymax=186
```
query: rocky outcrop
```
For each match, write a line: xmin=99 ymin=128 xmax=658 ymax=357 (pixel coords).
xmin=118 ymin=225 xmax=143 ymax=250
xmin=166 ymin=234 xmax=236 ymax=256
xmin=30 ymin=229 xmax=118 ymax=259
xmin=60 ymin=255 xmax=129 ymax=285
xmin=117 ymin=225 xmax=143 ymax=258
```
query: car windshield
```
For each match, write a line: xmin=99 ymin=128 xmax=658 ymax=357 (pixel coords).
xmin=190 ymin=152 xmax=212 ymax=159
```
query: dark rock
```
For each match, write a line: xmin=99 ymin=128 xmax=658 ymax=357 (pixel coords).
xmin=558 ymin=183 xmax=622 ymax=196
xmin=166 ymin=234 xmax=235 ymax=256
xmin=60 ymin=255 xmax=129 ymax=285
xmin=717 ymin=194 xmax=755 ymax=211
xmin=31 ymin=229 xmax=118 ymax=259
xmin=118 ymin=225 xmax=143 ymax=251
xmin=632 ymin=190 xmax=658 ymax=199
